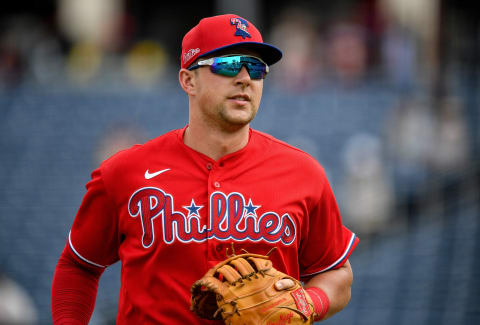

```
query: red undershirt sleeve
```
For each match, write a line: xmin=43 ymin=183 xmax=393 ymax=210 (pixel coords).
xmin=51 ymin=245 xmax=105 ymax=324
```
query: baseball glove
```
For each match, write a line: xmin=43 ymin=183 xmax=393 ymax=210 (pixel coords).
xmin=190 ymin=249 xmax=315 ymax=324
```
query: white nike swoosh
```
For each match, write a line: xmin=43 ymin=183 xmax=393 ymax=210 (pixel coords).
xmin=145 ymin=168 xmax=171 ymax=179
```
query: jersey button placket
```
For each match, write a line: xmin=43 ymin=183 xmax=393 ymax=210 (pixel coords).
xmin=206 ymin=162 xmax=220 ymax=260
xmin=212 ymin=159 xmax=226 ymax=189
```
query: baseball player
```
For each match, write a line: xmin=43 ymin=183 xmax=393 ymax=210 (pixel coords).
xmin=51 ymin=14 xmax=358 ymax=324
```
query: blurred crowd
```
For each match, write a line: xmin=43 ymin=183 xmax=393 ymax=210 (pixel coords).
xmin=341 ymin=95 xmax=471 ymax=241
xmin=0 ymin=0 xmax=442 ymax=92
xmin=0 ymin=0 xmax=172 ymax=90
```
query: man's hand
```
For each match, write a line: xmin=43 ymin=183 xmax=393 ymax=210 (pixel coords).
xmin=275 ymin=278 xmax=295 ymax=290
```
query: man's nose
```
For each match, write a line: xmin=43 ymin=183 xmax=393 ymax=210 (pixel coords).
xmin=234 ymin=65 xmax=251 ymax=84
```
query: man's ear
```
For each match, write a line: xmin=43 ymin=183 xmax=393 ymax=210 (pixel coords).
xmin=179 ymin=68 xmax=197 ymax=95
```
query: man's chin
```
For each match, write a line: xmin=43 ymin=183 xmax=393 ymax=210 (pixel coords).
xmin=221 ymin=111 xmax=256 ymax=128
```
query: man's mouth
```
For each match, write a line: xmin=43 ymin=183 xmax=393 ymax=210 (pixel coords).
xmin=229 ymin=94 xmax=251 ymax=102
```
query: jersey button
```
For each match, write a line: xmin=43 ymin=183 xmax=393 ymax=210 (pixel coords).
xmin=214 ymin=181 xmax=220 ymax=188
xmin=206 ymin=163 xmax=213 ymax=170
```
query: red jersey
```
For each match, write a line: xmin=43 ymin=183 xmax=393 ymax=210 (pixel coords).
xmin=68 ymin=126 xmax=358 ymax=324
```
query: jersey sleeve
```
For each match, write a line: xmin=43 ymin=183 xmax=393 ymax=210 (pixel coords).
xmin=68 ymin=168 xmax=121 ymax=268
xmin=299 ymin=173 xmax=359 ymax=279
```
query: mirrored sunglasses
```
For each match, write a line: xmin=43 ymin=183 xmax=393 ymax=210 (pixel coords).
xmin=187 ymin=55 xmax=269 ymax=80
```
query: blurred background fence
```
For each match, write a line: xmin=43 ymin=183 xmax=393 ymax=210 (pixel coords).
xmin=0 ymin=0 xmax=479 ymax=324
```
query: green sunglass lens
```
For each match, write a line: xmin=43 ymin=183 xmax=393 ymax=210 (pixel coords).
xmin=211 ymin=57 xmax=267 ymax=79
xmin=212 ymin=60 xmax=242 ymax=77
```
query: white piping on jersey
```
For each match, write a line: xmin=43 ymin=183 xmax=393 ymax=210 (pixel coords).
xmin=68 ymin=231 xmax=106 ymax=268
xmin=301 ymin=232 xmax=357 ymax=277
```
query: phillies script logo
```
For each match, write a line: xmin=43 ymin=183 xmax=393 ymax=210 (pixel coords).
xmin=128 ymin=187 xmax=296 ymax=248
xmin=182 ymin=48 xmax=200 ymax=64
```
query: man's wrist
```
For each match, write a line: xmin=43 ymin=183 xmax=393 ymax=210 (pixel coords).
xmin=305 ymin=287 xmax=330 ymax=321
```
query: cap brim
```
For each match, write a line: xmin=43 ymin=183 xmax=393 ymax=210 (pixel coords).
xmin=198 ymin=42 xmax=283 ymax=66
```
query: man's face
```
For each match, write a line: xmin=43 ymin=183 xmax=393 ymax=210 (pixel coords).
xmin=190 ymin=49 xmax=264 ymax=132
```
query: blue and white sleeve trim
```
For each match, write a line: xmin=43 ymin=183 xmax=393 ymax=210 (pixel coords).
xmin=301 ymin=232 xmax=357 ymax=277
xmin=68 ymin=231 xmax=106 ymax=268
